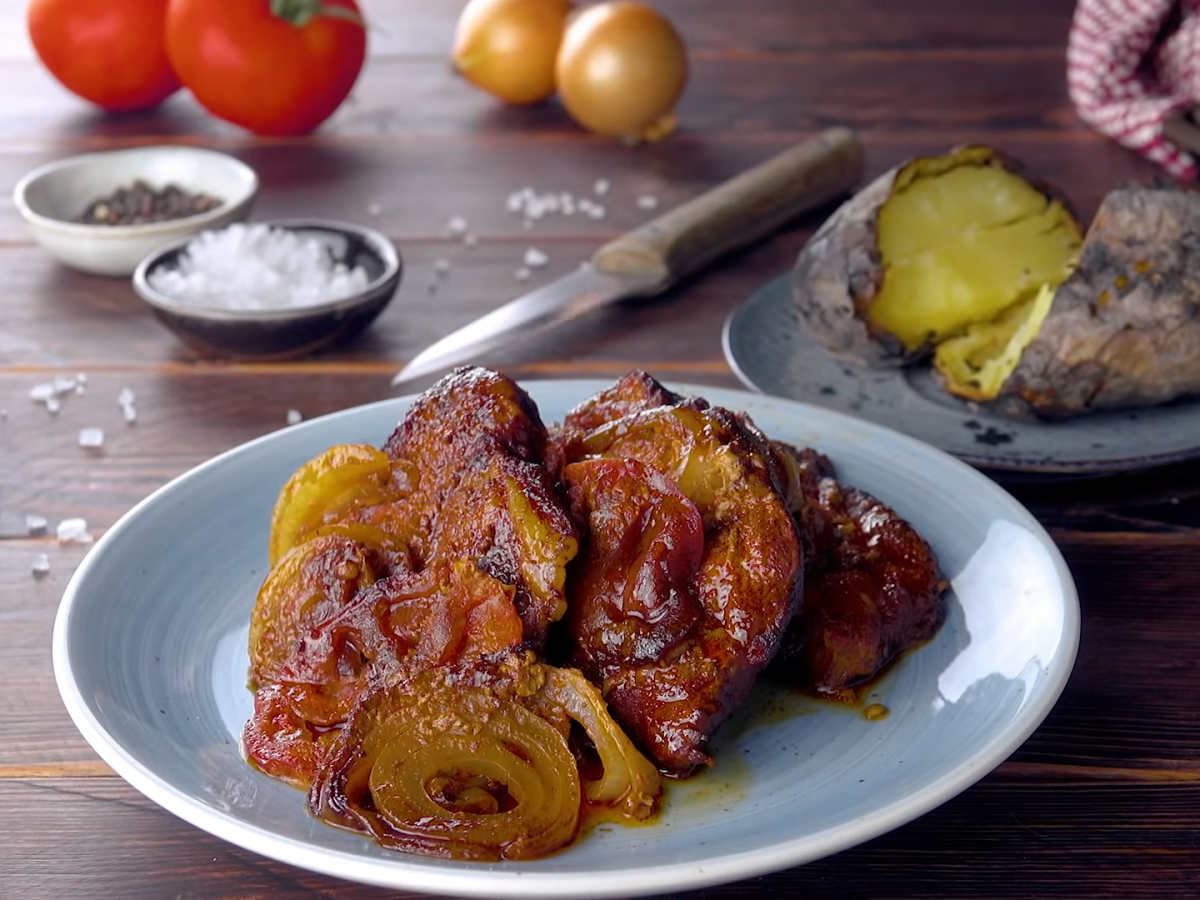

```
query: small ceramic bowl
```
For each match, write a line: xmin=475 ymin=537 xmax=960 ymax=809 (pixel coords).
xmin=132 ymin=219 xmax=403 ymax=360
xmin=14 ymin=146 xmax=258 ymax=277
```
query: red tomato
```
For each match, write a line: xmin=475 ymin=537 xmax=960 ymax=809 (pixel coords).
xmin=27 ymin=0 xmax=181 ymax=112
xmin=165 ymin=0 xmax=368 ymax=136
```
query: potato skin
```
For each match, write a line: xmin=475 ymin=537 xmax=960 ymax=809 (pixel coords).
xmin=790 ymin=165 xmax=904 ymax=368
xmin=990 ymin=182 xmax=1200 ymax=420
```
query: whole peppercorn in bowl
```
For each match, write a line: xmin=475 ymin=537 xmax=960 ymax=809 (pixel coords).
xmin=14 ymin=145 xmax=258 ymax=276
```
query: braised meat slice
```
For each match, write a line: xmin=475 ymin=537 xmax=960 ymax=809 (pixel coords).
xmin=771 ymin=445 xmax=947 ymax=698
xmin=553 ymin=377 xmax=802 ymax=774
xmin=366 ymin=366 xmax=579 ymax=648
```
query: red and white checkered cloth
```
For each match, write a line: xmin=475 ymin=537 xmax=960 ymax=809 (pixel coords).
xmin=1068 ymin=0 xmax=1200 ymax=180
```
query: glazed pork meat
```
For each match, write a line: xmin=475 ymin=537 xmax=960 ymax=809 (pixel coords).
xmin=549 ymin=373 xmax=804 ymax=774
xmin=770 ymin=445 xmax=948 ymax=698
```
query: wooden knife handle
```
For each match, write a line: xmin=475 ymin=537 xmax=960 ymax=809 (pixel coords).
xmin=591 ymin=127 xmax=864 ymax=291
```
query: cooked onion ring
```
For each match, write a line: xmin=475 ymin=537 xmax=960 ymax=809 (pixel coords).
xmin=309 ymin=665 xmax=582 ymax=861
xmin=269 ymin=444 xmax=398 ymax=567
xmin=535 ymin=666 xmax=661 ymax=818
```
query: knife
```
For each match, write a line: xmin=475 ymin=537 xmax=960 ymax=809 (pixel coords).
xmin=391 ymin=126 xmax=864 ymax=386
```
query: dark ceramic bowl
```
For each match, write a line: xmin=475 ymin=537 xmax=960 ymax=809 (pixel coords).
xmin=132 ymin=219 xmax=402 ymax=360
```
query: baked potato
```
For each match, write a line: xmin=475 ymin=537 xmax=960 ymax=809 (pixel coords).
xmin=792 ymin=146 xmax=1200 ymax=420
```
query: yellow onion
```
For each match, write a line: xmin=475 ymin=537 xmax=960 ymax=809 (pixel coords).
xmin=269 ymin=444 xmax=396 ymax=567
xmin=452 ymin=0 xmax=574 ymax=105
xmin=309 ymin=665 xmax=582 ymax=861
xmin=535 ymin=666 xmax=661 ymax=818
xmin=555 ymin=1 xmax=688 ymax=141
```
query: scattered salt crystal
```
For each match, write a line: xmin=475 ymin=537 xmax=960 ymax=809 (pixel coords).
xmin=79 ymin=427 xmax=105 ymax=448
xmin=118 ymin=387 xmax=137 ymax=423
xmin=516 ymin=267 xmax=531 ymax=281
xmin=54 ymin=375 xmax=77 ymax=394
xmin=434 ymin=258 xmax=451 ymax=277
xmin=524 ymin=247 xmax=549 ymax=268
xmin=46 ymin=396 xmax=61 ymax=415
xmin=367 ymin=202 xmax=382 ymax=217
xmin=637 ymin=194 xmax=660 ymax=211
xmin=506 ymin=192 xmax=524 ymax=213
xmin=286 ymin=409 xmax=303 ymax=426
xmin=31 ymin=553 xmax=50 ymax=578
xmin=585 ymin=204 xmax=607 ymax=220
xmin=446 ymin=215 xmax=469 ymax=236
xmin=593 ymin=179 xmax=611 ymax=196
xmin=57 ymin=518 xmax=94 ymax=544
xmin=26 ymin=514 xmax=48 ymax=536
xmin=147 ymin=223 xmax=372 ymax=311
xmin=29 ymin=383 xmax=55 ymax=402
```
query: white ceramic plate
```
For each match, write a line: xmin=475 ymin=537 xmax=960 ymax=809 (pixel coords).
xmin=53 ymin=380 xmax=1080 ymax=899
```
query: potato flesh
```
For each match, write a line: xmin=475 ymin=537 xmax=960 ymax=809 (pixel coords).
xmin=870 ymin=164 xmax=1080 ymax=352
xmin=933 ymin=283 xmax=1055 ymax=401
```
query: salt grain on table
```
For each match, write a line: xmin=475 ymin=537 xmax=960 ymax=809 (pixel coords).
xmin=286 ymin=409 xmax=303 ymax=425
xmin=524 ymin=247 xmax=549 ymax=268
xmin=593 ymin=178 xmax=611 ymax=195
xmin=147 ymin=223 xmax=371 ymax=310
xmin=637 ymin=194 xmax=661 ymax=211
xmin=446 ymin=215 xmax=469 ymax=236
xmin=26 ymin=514 xmax=48 ymax=536
xmin=31 ymin=553 xmax=50 ymax=578
xmin=29 ymin=382 xmax=55 ymax=402
xmin=78 ymin=427 xmax=104 ymax=448
xmin=118 ymin=387 xmax=137 ymax=424
xmin=56 ymin=518 xmax=93 ymax=544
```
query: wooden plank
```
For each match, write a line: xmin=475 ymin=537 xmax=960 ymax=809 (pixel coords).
xmin=0 ymin=47 xmax=1096 ymax=151
xmin=0 ymin=777 xmax=1197 ymax=899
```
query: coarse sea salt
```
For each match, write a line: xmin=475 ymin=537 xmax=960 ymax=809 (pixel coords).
xmin=148 ymin=223 xmax=372 ymax=311
xmin=79 ymin=427 xmax=105 ymax=448
xmin=31 ymin=553 xmax=50 ymax=578
xmin=57 ymin=518 xmax=94 ymax=544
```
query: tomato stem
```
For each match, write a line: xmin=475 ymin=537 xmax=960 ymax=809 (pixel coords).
xmin=270 ymin=0 xmax=365 ymax=28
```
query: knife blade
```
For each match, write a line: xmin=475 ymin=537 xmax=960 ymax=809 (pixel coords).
xmin=392 ymin=126 xmax=864 ymax=386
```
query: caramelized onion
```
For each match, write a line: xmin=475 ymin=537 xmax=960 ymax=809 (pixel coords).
xmin=269 ymin=444 xmax=397 ymax=566
xmin=309 ymin=667 xmax=582 ymax=861
xmin=536 ymin=667 xmax=661 ymax=818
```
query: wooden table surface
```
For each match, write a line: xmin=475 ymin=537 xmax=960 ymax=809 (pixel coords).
xmin=4 ymin=1 xmax=1200 ymax=897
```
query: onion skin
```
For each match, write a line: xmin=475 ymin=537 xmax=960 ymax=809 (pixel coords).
xmin=452 ymin=0 xmax=573 ymax=105
xmin=555 ymin=1 xmax=688 ymax=140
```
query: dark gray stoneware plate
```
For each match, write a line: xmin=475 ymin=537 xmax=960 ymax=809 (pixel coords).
xmin=723 ymin=275 xmax=1200 ymax=476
